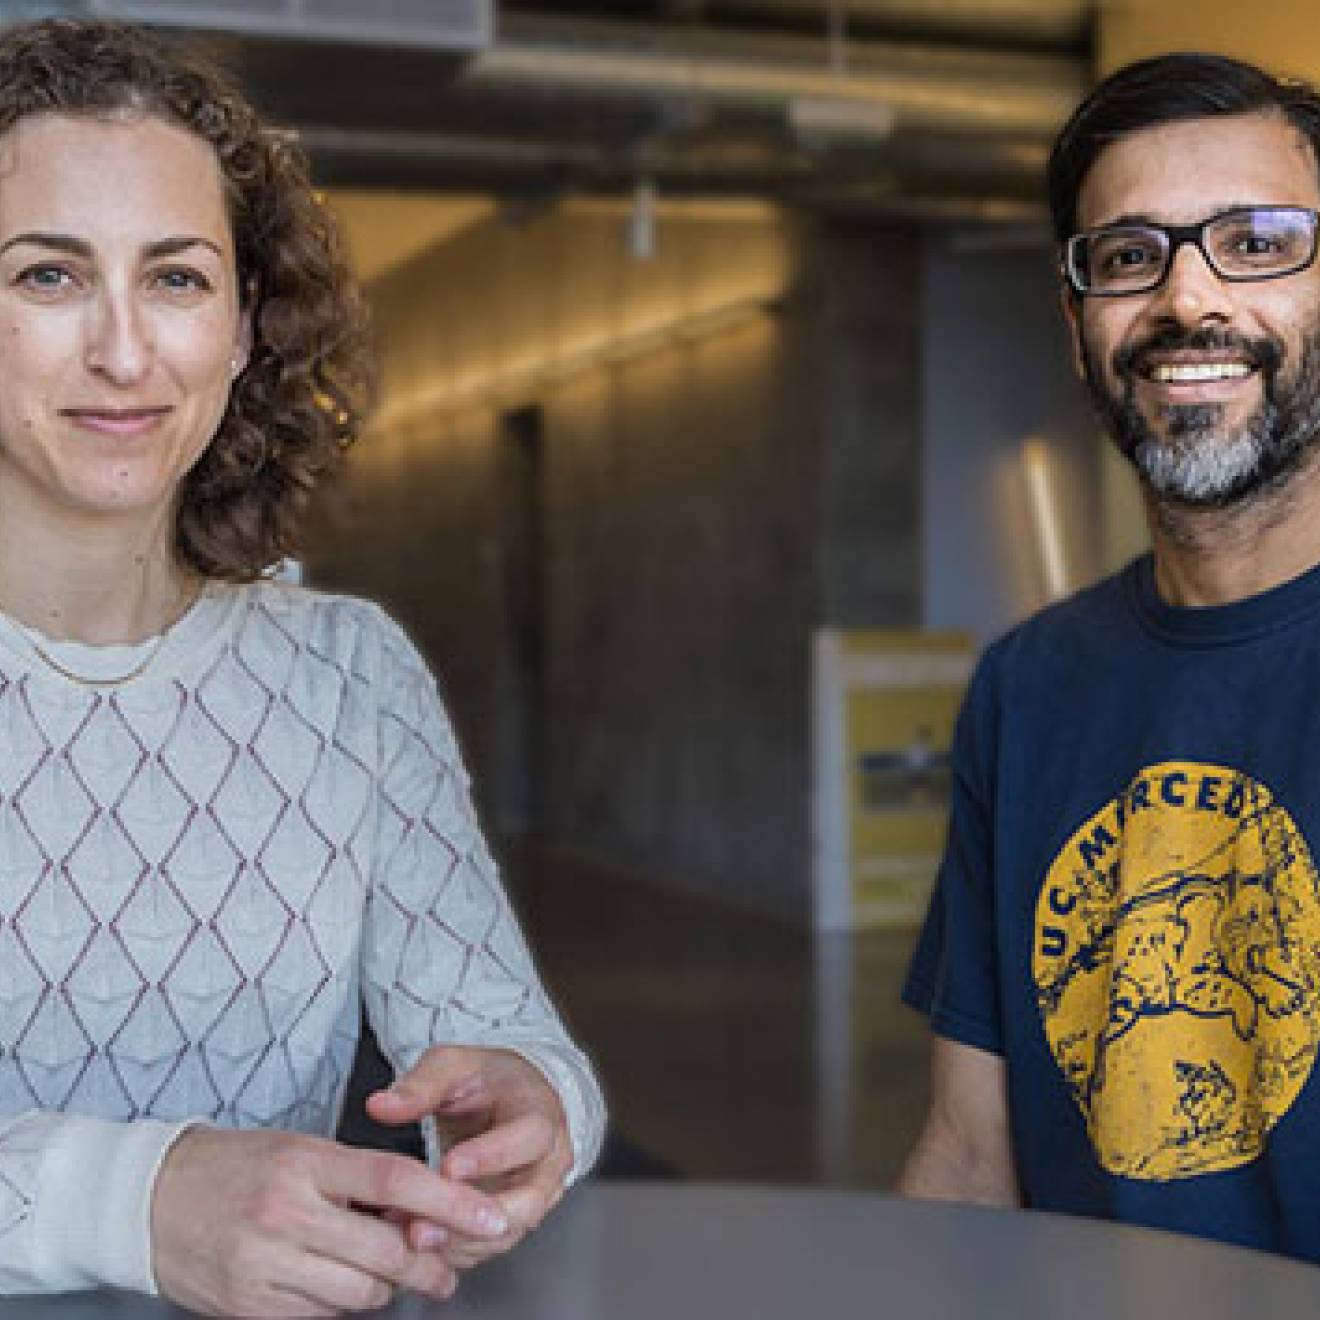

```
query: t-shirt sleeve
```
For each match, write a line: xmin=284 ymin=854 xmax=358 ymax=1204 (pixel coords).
xmin=901 ymin=653 xmax=1004 ymax=1055
xmin=359 ymin=612 xmax=606 ymax=1184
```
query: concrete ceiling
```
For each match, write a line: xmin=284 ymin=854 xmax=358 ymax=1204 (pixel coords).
xmin=43 ymin=1 xmax=1091 ymax=203
xmin=10 ymin=1 xmax=1099 ymax=275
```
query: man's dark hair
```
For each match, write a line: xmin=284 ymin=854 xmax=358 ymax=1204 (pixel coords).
xmin=1047 ymin=52 xmax=1320 ymax=245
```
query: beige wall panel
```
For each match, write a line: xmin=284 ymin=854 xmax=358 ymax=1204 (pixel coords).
xmin=1100 ymin=0 xmax=1320 ymax=78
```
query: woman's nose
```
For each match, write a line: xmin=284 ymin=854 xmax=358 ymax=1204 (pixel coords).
xmin=83 ymin=289 xmax=153 ymax=384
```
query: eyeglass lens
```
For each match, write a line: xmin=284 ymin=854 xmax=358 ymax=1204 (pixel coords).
xmin=1070 ymin=208 xmax=1318 ymax=294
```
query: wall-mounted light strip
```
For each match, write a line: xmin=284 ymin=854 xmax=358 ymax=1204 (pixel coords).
xmin=371 ymin=293 xmax=776 ymax=430
xmin=1022 ymin=437 xmax=1069 ymax=601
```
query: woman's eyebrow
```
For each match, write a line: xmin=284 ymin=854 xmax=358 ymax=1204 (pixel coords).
xmin=142 ymin=235 xmax=225 ymax=261
xmin=0 ymin=232 xmax=225 ymax=260
xmin=0 ymin=231 xmax=93 ymax=259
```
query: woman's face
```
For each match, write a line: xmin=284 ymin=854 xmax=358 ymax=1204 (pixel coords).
xmin=0 ymin=111 xmax=248 ymax=537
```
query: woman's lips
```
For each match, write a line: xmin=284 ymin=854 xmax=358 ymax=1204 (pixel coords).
xmin=60 ymin=407 xmax=171 ymax=437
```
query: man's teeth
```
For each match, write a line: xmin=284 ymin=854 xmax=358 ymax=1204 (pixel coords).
xmin=1149 ymin=362 xmax=1253 ymax=383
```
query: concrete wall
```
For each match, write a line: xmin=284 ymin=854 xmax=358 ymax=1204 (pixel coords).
xmin=307 ymin=202 xmax=926 ymax=920
xmin=921 ymin=234 xmax=1103 ymax=644
xmin=538 ymin=316 xmax=821 ymax=916
xmin=816 ymin=222 xmax=923 ymax=629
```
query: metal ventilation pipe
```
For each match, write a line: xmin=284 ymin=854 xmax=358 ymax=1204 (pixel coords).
xmin=704 ymin=0 xmax=1091 ymax=49
xmin=467 ymin=17 xmax=1085 ymax=140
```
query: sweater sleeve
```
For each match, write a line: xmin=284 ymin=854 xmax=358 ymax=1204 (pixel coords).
xmin=0 ymin=1110 xmax=192 ymax=1294
xmin=359 ymin=615 xmax=606 ymax=1184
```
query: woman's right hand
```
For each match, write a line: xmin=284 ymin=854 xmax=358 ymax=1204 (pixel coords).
xmin=150 ymin=1126 xmax=510 ymax=1316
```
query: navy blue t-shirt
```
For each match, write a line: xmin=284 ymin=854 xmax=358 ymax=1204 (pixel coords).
xmin=904 ymin=553 xmax=1320 ymax=1262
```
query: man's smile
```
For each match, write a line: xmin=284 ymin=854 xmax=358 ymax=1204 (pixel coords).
xmin=1121 ymin=344 xmax=1271 ymax=407
xmin=1145 ymin=361 xmax=1253 ymax=383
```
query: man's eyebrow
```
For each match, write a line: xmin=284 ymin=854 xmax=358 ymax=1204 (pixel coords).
xmin=1089 ymin=212 xmax=1159 ymax=229
xmin=0 ymin=232 xmax=225 ymax=260
xmin=1087 ymin=204 xmax=1279 ymax=230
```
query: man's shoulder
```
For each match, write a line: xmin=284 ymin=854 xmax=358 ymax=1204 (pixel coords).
xmin=980 ymin=559 xmax=1140 ymax=679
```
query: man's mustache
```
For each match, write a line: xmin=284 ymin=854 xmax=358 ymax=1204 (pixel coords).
xmin=1112 ymin=327 xmax=1283 ymax=379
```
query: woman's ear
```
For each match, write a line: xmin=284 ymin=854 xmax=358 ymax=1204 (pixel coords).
xmin=231 ymin=307 xmax=254 ymax=379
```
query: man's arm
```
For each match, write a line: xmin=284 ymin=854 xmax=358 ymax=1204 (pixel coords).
xmin=896 ymin=1035 xmax=1020 ymax=1206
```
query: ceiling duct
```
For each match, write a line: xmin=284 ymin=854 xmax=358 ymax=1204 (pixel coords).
xmin=469 ymin=16 xmax=1083 ymax=141
xmin=4 ymin=0 xmax=493 ymax=50
xmin=705 ymin=0 xmax=1091 ymax=50
xmin=2 ymin=5 xmax=1081 ymax=214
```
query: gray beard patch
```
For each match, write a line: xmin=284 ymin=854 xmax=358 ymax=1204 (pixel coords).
xmin=1084 ymin=321 xmax=1320 ymax=509
xmin=1133 ymin=400 xmax=1287 ymax=503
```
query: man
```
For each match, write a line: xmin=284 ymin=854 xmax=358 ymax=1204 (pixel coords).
xmin=899 ymin=52 xmax=1320 ymax=1261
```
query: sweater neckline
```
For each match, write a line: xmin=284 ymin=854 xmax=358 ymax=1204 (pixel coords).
xmin=0 ymin=581 xmax=241 ymax=686
xmin=1125 ymin=551 xmax=1320 ymax=647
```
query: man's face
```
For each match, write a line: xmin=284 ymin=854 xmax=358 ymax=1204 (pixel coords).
xmin=1065 ymin=110 xmax=1320 ymax=507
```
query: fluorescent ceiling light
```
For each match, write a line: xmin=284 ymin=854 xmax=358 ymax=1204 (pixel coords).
xmin=1022 ymin=438 xmax=1068 ymax=602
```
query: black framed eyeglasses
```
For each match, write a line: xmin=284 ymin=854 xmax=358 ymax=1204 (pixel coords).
xmin=1063 ymin=205 xmax=1320 ymax=296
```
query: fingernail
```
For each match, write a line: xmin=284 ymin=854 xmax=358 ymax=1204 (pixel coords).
xmin=476 ymin=1207 xmax=509 ymax=1236
xmin=417 ymin=1224 xmax=447 ymax=1250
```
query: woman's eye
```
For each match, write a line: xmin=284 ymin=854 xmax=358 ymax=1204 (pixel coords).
xmin=15 ymin=264 xmax=76 ymax=294
xmin=152 ymin=267 xmax=213 ymax=295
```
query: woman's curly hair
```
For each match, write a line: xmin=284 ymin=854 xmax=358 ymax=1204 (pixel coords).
xmin=0 ymin=17 xmax=373 ymax=580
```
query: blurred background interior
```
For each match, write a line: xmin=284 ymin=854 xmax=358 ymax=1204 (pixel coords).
xmin=9 ymin=0 xmax=1300 ymax=1187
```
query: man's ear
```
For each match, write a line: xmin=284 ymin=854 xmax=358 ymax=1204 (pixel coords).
xmin=1059 ymin=282 xmax=1086 ymax=380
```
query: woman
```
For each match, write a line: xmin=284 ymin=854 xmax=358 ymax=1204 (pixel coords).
xmin=0 ymin=17 xmax=604 ymax=1315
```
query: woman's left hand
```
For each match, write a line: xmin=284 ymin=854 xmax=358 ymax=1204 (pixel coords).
xmin=366 ymin=1045 xmax=573 ymax=1268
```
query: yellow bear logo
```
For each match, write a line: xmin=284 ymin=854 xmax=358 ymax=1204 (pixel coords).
xmin=1034 ymin=762 xmax=1320 ymax=1181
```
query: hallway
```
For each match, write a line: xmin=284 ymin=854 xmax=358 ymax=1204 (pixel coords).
xmin=506 ymin=847 xmax=933 ymax=1187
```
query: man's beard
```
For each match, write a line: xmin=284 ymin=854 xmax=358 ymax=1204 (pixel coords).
xmin=1081 ymin=318 xmax=1320 ymax=508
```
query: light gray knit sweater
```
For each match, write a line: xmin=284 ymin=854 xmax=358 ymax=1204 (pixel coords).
xmin=0 ymin=581 xmax=605 ymax=1294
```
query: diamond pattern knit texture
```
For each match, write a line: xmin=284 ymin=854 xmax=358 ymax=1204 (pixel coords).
xmin=0 ymin=583 xmax=603 ymax=1294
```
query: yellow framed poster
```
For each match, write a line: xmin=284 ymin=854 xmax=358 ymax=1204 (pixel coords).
xmin=812 ymin=629 xmax=973 ymax=929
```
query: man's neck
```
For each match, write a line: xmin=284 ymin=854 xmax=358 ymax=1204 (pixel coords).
xmin=1148 ymin=455 xmax=1320 ymax=607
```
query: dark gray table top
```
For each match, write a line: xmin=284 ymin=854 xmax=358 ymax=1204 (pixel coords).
xmin=10 ymin=1181 xmax=1320 ymax=1318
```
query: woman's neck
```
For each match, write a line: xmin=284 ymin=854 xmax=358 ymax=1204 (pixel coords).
xmin=0 ymin=501 xmax=198 ymax=644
